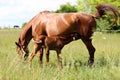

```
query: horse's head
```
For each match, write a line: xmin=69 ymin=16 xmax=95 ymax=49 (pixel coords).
xmin=15 ymin=42 xmax=24 ymax=56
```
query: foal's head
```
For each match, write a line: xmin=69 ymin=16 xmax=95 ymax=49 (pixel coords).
xmin=70 ymin=32 xmax=81 ymax=40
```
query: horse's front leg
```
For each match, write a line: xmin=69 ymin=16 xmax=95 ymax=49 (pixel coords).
xmin=56 ymin=49 xmax=63 ymax=70
xmin=81 ymin=38 xmax=95 ymax=66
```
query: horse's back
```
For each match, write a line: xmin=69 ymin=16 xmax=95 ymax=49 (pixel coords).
xmin=33 ymin=11 xmax=96 ymax=39
xmin=45 ymin=13 xmax=96 ymax=36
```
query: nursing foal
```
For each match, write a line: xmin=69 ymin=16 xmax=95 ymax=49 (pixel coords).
xmin=29 ymin=32 xmax=80 ymax=68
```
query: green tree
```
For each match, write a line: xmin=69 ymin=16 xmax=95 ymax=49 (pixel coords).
xmin=55 ymin=3 xmax=77 ymax=13
xmin=22 ymin=22 xmax=27 ymax=28
xmin=77 ymin=0 xmax=120 ymax=12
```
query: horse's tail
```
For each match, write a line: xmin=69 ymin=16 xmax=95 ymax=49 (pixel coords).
xmin=93 ymin=3 xmax=120 ymax=26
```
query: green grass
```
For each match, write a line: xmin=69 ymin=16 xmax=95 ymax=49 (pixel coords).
xmin=0 ymin=29 xmax=120 ymax=80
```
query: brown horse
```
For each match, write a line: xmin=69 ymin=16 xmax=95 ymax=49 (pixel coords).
xmin=29 ymin=32 xmax=80 ymax=68
xmin=15 ymin=3 xmax=119 ymax=66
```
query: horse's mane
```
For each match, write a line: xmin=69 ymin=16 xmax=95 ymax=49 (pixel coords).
xmin=96 ymin=3 xmax=120 ymax=26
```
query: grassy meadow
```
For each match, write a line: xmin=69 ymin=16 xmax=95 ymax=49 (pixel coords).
xmin=0 ymin=29 xmax=120 ymax=80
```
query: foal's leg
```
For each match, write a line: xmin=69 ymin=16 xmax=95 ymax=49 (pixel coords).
xmin=81 ymin=38 xmax=95 ymax=66
xmin=38 ymin=48 xmax=44 ymax=67
xmin=56 ymin=50 xmax=63 ymax=69
xmin=45 ymin=48 xmax=50 ymax=65
xmin=29 ymin=43 xmax=41 ymax=67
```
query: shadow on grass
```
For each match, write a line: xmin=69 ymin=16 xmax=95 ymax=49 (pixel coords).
xmin=61 ymin=56 xmax=120 ymax=70
xmin=63 ymin=59 xmax=88 ymax=70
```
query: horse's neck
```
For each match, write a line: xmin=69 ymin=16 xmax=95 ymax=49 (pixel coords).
xmin=20 ymin=11 xmax=38 ymax=46
xmin=20 ymin=26 xmax=32 ymax=47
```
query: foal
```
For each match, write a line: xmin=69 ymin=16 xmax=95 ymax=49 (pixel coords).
xmin=29 ymin=32 xmax=80 ymax=68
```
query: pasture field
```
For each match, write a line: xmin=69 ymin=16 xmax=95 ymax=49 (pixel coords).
xmin=0 ymin=29 xmax=120 ymax=80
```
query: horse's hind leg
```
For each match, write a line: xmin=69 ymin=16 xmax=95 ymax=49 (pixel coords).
xmin=81 ymin=38 xmax=95 ymax=66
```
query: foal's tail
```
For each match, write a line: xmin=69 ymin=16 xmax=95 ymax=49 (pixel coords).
xmin=93 ymin=3 xmax=120 ymax=26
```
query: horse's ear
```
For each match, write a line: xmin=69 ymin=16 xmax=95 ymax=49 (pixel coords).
xmin=15 ymin=42 xmax=21 ymax=48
